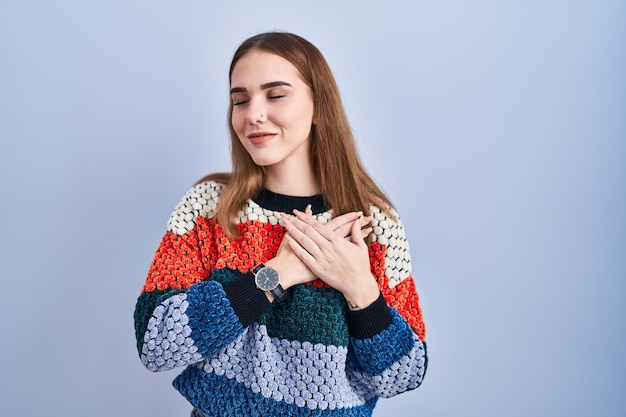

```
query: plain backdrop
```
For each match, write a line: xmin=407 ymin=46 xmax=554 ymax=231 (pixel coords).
xmin=1 ymin=1 xmax=624 ymax=416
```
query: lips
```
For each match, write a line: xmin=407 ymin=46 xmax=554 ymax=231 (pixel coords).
xmin=247 ymin=132 xmax=277 ymax=145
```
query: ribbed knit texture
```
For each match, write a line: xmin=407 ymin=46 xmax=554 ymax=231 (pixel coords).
xmin=222 ymin=273 xmax=271 ymax=328
xmin=134 ymin=182 xmax=427 ymax=416
xmin=346 ymin=292 xmax=393 ymax=340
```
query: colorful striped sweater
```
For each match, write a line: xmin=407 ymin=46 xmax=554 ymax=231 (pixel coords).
xmin=134 ymin=181 xmax=427 ymax=416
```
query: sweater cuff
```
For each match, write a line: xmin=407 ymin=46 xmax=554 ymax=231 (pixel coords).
xmin=346 ymin=292 xmax=393 ymax=339
xmin=222 ymin=273 xmax=271 ymax=328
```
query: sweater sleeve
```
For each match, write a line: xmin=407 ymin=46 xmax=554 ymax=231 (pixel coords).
xmin=345 ymin=206 xmax=428 ymax=397
xmin=133 ymin=182 xmax=271 ymax=372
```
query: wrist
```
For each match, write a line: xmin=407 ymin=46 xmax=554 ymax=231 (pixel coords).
xmin=264 ymin=258 xmax=295 ymax=290
xmin=344 ymin=282 xmax=381 ymax=311
xmin=346 ymin=292 xmax=392 ymax=339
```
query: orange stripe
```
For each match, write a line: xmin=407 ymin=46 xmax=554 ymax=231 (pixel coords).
xmin=142 ymin=216 xmax=426 ymax=342
xmin=370 ymin=242 xmax=426 ymax=342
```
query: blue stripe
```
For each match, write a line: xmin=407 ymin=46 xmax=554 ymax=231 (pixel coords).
xmin=186 ymin=280 xmax=245 ymax=357
xmin=347 ymin=308 xmax=416 ymax=376
xmin=174 ymin=366 xmax=378 ymax=417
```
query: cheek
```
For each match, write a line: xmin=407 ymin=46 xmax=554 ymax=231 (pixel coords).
xmin=283 ymin=104 xmax=314 ymax=130
xmin=231 ymin=111 xmax=244 ymax=133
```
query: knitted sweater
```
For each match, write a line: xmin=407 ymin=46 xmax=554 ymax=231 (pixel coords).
xmin=134 ymin=181 xmax=427 ymax=416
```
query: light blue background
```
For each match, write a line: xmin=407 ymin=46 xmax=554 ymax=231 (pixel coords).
xmin=1 ymin=1 xmax=624 ymax=416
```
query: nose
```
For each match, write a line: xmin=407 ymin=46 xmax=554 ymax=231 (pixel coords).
xmin=246 ymin=97 xmax=267 ymax=125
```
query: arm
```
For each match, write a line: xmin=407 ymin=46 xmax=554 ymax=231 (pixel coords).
xmin=346 ymin=208 xmax=427 ymax=397
xmin=133 ymin=182 xmax=272 ymax=372
xmin=346 ymin=279 xmax=427 ymax=397
xmin=281 ymin=205 xmax=428 ymax=396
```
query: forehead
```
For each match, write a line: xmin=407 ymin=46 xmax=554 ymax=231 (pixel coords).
xmin=230 ymin=51 xmax=304 ymax=87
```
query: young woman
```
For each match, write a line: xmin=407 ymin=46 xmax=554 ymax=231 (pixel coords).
xmin=134 ymin=32 xmax=427 ymax=416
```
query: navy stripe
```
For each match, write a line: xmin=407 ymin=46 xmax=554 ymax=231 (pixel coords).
xmin=174 ymin=366 xmax=378 ymax=417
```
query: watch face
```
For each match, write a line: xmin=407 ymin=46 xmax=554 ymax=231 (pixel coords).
xmin=255 ymin=267 xmax=280 ymax=291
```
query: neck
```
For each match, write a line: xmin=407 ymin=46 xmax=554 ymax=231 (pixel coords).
xmin=263 ymin=161 xmax=320 ymax=197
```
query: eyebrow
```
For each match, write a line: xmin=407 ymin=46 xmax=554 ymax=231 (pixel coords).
xmin=230 ymin=81 xmax=292 ymax=94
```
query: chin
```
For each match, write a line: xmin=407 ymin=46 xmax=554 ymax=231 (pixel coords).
xmin=250 ymin=156 xmax=277 ymax=167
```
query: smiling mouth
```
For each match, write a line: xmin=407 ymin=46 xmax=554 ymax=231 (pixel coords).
xmin=247 ymin=132 xmax=276 ymax=144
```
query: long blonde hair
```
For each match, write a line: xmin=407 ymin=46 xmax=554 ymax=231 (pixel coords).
xmin=199 ymin=32 xmax=394 ymax=238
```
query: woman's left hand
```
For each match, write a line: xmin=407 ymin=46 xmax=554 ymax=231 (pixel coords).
xmin=281 ymin=209 xmax=381 ymax=310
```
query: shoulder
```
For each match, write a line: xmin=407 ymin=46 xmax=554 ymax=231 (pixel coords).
xmin=166 ymin=180 xmax=227 ymax=235
xmin=369 ymin=204 xmax=405 ymax=245
xmin=369 ymin=204 xmax=412 ymax=288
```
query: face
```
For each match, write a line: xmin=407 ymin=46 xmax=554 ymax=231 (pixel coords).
xmin=230 ymin=51 xmax=315 ymax=172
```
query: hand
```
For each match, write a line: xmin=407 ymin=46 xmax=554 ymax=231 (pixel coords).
xmin=266 ymin=206 xmax=372 ymax=289
xmin=281 ymin=208 xmax=380 ymax=310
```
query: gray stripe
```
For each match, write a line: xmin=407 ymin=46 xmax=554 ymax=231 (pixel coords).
xmin=200 ymin=322 xmax=365 ymax=410
xmin=141 ymin=293 xmax=203 ymax=372
xmin=348 ymin=335 xmax=427 ymax=398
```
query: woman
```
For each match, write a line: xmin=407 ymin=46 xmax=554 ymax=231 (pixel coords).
xmin=134 ymin=32 xmax=427 ymax=416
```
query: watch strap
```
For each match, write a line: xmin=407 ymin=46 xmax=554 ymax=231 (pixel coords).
xmin=252 ymin=263 xmax=265 ymax=275
xmin=269 ymin=283 xmax=287 ymax=302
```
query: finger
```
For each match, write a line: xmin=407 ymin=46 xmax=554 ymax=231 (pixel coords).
xmin=312 ymin=214 xmax=373 ymax=239
xmin=326 ymin=211 xmax=363 ymax=231
xmin=336 ymin=215 xmax=373 ymax=238
xmin=360 ymin=226 xmax=373 ymax=239
xmin=358 ymin=216 xmax=373 ymax=235
xmin=350 ymin=216 xmax=369 ymax=247
xmin=284 ymin=234 xmax=317 ymax=266
xmin=305 ymin=204 xmax=312 ymax=215
xmin=282 ymin=214 xmax=326 ymax=256
xmin=334 ymin=221 xmax=358 ymax=238
xmin=292 ymin=210 xmax=339 ymax=242
xmin=293 ymin=209 xmax=365 ymax=239
xmin=360 ymin=215 xmax=373 ymax=229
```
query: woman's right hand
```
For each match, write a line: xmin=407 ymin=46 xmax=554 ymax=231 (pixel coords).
xmin=265 ymin=206 xmax=369 ymax=289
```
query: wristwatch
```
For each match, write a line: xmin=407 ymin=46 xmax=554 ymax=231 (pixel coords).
xmin=252 ymin=263 xmax=287 ymax=302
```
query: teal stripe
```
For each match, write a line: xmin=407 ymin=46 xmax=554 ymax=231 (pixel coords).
xmin=211 ymin=267 xmax=350 ymax=346
xmin=260 ymin=284 xmax=349 ymax=346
